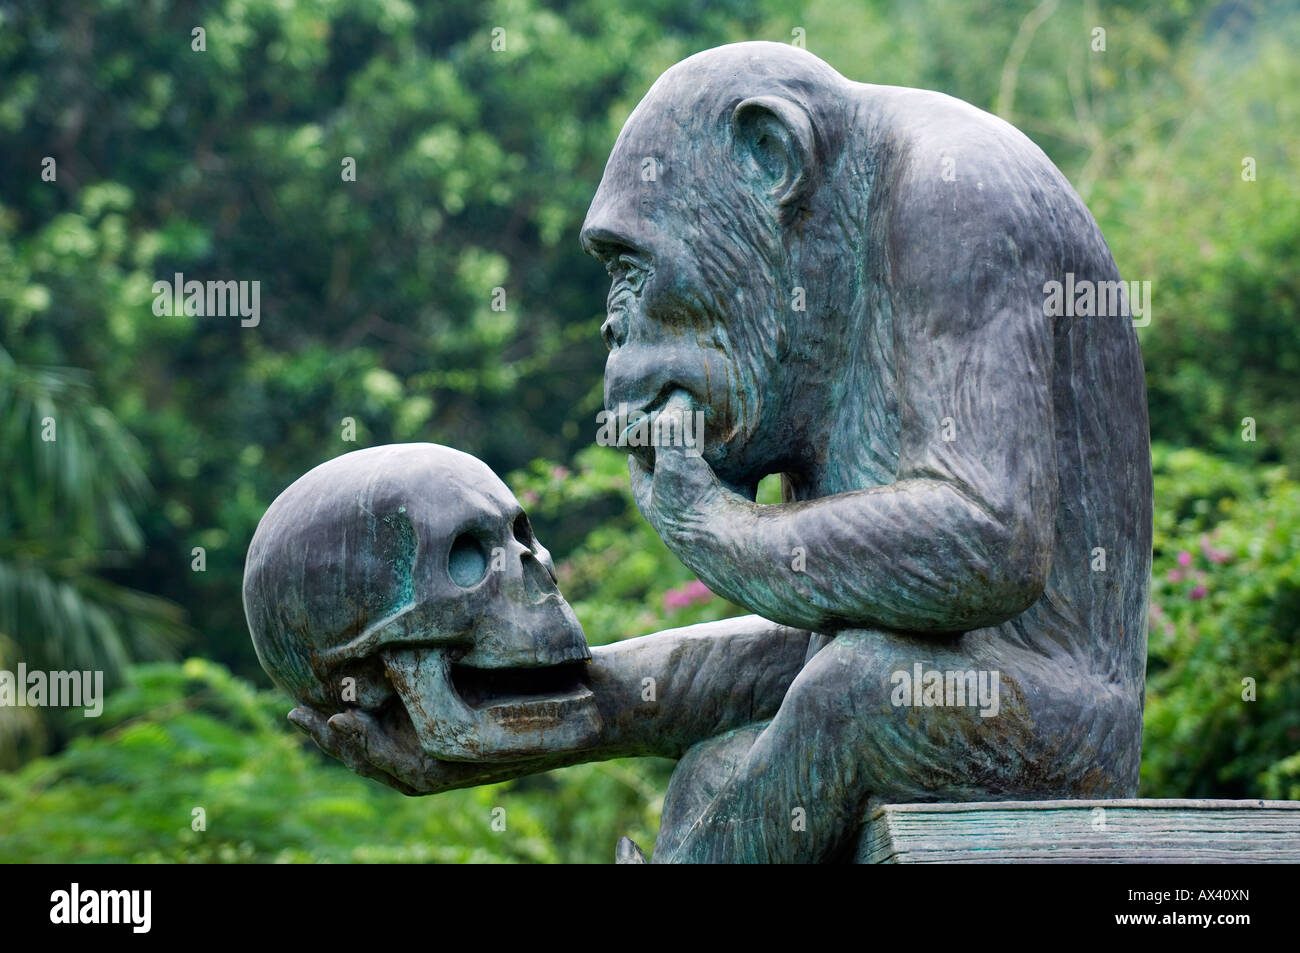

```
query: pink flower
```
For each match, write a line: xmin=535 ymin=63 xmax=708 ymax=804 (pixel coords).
xmin=1189 ymin=585 xmax=1207 ymax=601
xmin=1166 ymin=569 xmax=1184 ymax=583
xmin=552 ymin=466 xmax=570 ymax=480
xmin=1200 ymin=535 xmax=1231 ymax=564
xmin=663 ymin=580 xmax=714 ymax=612
xmin=1177 ymin=550 xmax=1192 ymax=568
xmin=521 ymin=490 xmax=540 ymax=506
xmin=663 ymin=589 xmax=691 ymax=610
xmin=684 ymin=580 xmax=713 ymax=604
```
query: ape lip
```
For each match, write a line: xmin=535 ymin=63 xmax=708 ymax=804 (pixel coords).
xmin=613 ymin=386 xmax=698 ymax=450
xmin=450 ymin=660 xmax=593 ymax=711
xmin=613 ymin=384 xmax=675 ymax=429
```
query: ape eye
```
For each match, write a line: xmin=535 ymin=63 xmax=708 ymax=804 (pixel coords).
xmin=606 ymin=254 xmax=647 ymax=294
xmin=448 ymin=533 xmax=489 ymax=588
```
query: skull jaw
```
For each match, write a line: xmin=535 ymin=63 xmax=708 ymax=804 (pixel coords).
xmin=382 ymin=644 xmax=603 ymax=762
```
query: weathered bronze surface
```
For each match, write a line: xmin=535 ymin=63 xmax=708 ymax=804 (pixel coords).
xmin=245 ymin=42 xmax=1153 ymax=863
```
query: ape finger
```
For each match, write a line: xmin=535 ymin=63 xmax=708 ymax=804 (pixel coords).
xmin=290 ymin=707 xmax=407 ymax=789
xmin=628 ymin=453 xmax=655 ymax=519
xmin=324 ymin=711 xmax=423 ymax=795
xmin=289 ymin=706 xmax=351 ymax=761
xmin=287 ymin=706 xmax=324 ymax=737
xmin=651 ymin=441 xmax=719 ymax=508
xmin=336 ymin=708 xmax=441 ymax=794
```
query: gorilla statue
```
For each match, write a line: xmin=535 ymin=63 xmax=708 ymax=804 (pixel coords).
xmin=280 ymin=41 xmax=1152 ymax=864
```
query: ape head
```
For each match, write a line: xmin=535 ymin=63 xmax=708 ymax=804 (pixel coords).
xmin=582 ymin=42 xmax=865 ymax=497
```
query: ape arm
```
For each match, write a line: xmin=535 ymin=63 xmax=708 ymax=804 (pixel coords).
xmin=290 ymin=615 xmax=811 ymax=794
xmin=585 ymin=615 xmax=812 ymax=758
xmin=636 ymin=159 xmax=1059 ymax=634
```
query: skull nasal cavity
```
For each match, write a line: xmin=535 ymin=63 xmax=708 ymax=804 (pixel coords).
xmin=512 ymin=512 xmax=534 ymax=548
xmin=522 ymin=551 xmax=552 ymax=605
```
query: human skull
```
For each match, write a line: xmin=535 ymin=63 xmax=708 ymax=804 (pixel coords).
xmin=243 ymin=443 xmax=601 ymax=761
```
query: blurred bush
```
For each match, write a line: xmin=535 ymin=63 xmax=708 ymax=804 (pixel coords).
xmin=1142 ymin=445 xmax=1300 ymax=798
xmin=0 ymin=657 xmax=666 ymax=862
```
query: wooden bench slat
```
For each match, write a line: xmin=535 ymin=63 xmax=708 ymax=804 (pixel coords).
xmin=860 ymin=799 xmax=1300 ymax=863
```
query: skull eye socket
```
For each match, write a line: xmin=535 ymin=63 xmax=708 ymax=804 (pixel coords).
xmin=448 ymin=532 xmax=489 ymax=588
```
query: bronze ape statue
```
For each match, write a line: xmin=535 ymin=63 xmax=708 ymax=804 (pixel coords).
xmin=259 ymin=42 xmax=1152 ymax=863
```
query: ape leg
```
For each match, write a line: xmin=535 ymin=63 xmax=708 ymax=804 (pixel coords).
xmin=659 ymin=630 xmax=880 ymax=863
xmin=658 ymin=628 xmax=1054 ymax=863
xmin=654 ymin=723 xmax=767 ymax=860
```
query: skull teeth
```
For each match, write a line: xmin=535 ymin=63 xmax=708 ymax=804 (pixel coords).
xmin=450 ymin=660 xmax=592 ymax=711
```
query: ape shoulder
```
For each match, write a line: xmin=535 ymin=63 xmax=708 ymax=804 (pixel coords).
xmin=859 ymin=85 xmax=1099 ymax=307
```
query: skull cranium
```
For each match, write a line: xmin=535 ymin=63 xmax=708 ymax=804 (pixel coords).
xmin=243 ymin=443 xmax=602 ymax=761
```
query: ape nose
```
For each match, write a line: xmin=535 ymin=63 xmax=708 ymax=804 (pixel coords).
xmin=600 ymin=313 xmax=627 ymax=350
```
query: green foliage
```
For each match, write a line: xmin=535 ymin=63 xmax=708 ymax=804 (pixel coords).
xmin=1096 ymin=30 xmax=1300 ymax=469
xmin=0 ymin=346 xmax=186 ymax=765
xmin=0 ymin=658 xmax=666 ymax=863
xmin=1142 ymin=445 xmax=1300 ymax=798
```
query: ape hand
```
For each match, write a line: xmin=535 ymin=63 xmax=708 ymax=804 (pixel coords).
xmin=288 ymin=705 xmax=455 ymax=795
xmin=288 ymin=703 xmax=552 ymax=797
xmin=627 ymin=391 xmax=748 ymax=552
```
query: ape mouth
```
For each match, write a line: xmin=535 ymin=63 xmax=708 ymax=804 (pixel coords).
xmin=613 ymin=387 xmax=708 ymax=468
xmin=615 ymin=388 xmax=671 ymax=443
xmin=450 ymin=660 xmax=593 ymax=712
xmin=638 ymin=386 xmax=675 ymax=417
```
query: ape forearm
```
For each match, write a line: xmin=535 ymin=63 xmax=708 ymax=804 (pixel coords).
xmin=291 ymin=616 xmax=810 ymax=797
xmin=586 ymin=616 xmax=812 ymax=759
xmin=670 ymin=479 xmax=1050 ymax=634
xmin=402 ymin=615 xmax=811 ymax=785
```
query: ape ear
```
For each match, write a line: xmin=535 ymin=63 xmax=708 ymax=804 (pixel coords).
xmin=731 ymin=96 xmax=817 ymax=212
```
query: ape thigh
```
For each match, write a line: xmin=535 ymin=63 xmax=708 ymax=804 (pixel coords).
xmin=661 ymin=628 xmax=1114 ymax=863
